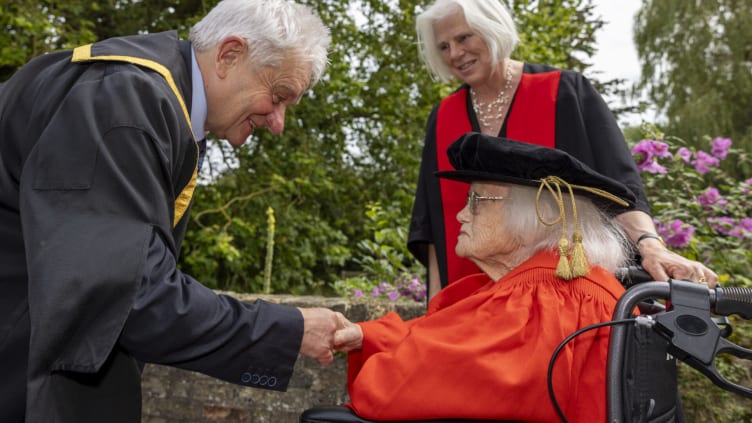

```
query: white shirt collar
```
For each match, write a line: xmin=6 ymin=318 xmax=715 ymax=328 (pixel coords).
xmin=190 ymin=47 xmax=207 ymax=140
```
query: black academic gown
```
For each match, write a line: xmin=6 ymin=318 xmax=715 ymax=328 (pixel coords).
xmin=408 ymin=63 xmax=649 ymax=291
xmin=0 ymin=31 xmax=303 ymax=422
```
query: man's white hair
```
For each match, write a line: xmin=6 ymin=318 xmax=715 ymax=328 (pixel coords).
xmin=190 ymin=0 xmax=331 ymax=85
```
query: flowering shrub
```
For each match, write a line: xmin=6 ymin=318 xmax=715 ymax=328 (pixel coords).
xmin=631 ymin=127 xmax=752 ymax=286
xmin=334 ymin=202 xmax=427 ymax=303
xmin=344 ymin=274 xmax=427 ymax=303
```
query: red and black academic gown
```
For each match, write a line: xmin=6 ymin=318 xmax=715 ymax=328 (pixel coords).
xmin=0 ymin=31 xmax=303 ymax=422
xmin=345 ymin=250 xmax=625 ymax=422
xmin=408 ymin=63 xmax=649 ymax=291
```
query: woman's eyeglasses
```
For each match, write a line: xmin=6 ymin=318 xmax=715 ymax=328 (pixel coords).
xmin=466 ymin=190 xmax=507 ymax=215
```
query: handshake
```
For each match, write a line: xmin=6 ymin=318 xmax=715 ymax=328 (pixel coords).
xmin=298 ymin=308 xmax=364 ymax=365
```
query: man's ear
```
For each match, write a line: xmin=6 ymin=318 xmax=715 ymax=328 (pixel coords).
xmin=215 ymin=36 xmax=248 ymax=79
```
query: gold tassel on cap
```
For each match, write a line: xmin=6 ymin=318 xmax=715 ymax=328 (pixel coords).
xmin=570 ymin=231 xmax=589 ymax=278
xmin=565 ymin=181 xmax=589 ymax=278
xmin=536 ymin=176 xmax=629 ymax=280
xmin=536 ymin=179 xmax=573 ymax=279
xmin=537 ymin=175 xmax=627 ymax=280
xmin=556 ymin=237 xmax=572 ymax=280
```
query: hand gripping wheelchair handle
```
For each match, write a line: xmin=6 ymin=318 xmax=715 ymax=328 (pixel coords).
xmin=608 ymin=280 xmax=752 ymax=422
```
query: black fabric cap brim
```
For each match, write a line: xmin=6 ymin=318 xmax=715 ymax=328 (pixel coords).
xmin=434 ymin=132 xmax=637 ymax=209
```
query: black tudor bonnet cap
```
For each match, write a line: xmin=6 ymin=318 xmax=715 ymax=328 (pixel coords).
xmin=435 ymin=132 xmax=637 ymax=210
xmin=435 ymin=132 xmax=638 ymax=280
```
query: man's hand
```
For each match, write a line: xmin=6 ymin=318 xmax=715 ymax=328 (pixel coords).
xmin=333 ymin=313 xmax=363 ymax=353
xmin=297 ymin=307 xmax=341 ymax=366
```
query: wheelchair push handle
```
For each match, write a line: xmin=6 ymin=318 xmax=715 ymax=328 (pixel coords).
xmin=714 ymin=286 xmax=752 ymax=319
xmin=609 ymin=278 xmax=752 ymax=421
xmin=613 ymin=266 xmax=752 ymax=320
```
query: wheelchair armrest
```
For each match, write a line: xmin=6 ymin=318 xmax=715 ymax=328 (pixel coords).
xmin=300 ymin=405 xmax=520 ymax=423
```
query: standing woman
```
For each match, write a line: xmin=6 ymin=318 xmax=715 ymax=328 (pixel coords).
xmin=408 ymin=0 xmax=716 ymax=299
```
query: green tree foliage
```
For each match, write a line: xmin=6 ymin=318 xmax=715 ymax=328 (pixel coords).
xmin=1 ymin=0 xmax=607 ymax=294
xmin=0 ymin=1 xmax=93 ymax=80
xmin=511 ymin=0 xmax=640 ymax=115
xmin=633 ymin=0 xmax=752 ymax=158
xmin=511 ymin=0 xmax=601 ymax=70
xmin=0 ymin=0 xmax=213 ymax=80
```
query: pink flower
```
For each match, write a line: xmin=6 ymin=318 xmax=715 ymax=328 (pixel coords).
xmin=638 ymin=159 xmax=668 ymax=174
xmin=632 ymin=139 xmax=672 ymax=159
xmin=653 ymin=141 xmax=673 ymax=158
xmin=742 ymin=179 xmax=752 ymax=196
xmin=387 ymin=290 xmax=400 ymax=302
xmin=732 ymin=218 xmax=752 ymax=239
xmin=676 ymin=147 xmax=692 ymax=163
xmin=708 ymin=217 xmax=736 ymax=235
xmin=728 ymin=226 xmax=749 ymax=239
xmin=657 ymin=219 xmax=694 ymax=248
xmin=397 ymin=276 xmax=427 ymax=302
xmin=696 ymin=187 xmax=728 ymax=209
xmin=711 ymin=137 xmax=732 ymax=160
xmin=692 ymin=151 xmax=719 ymax=175
xmin=632 ymin=139 xmax=672 ymax=174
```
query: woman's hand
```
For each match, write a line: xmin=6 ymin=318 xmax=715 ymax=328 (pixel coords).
xmin=616 ymin=210 xmax=718 ymax=287
xmin=333 ymin=312 xmax=363 ymax=353
xmin=638 ymin=237 xmax=718 ymax=287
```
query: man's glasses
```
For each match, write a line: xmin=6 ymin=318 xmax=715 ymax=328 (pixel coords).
xmin=466 ymin=190 xmax=507 ymax=215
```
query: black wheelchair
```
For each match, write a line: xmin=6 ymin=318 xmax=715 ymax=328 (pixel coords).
xmin=300 ymin=268 xmax=752 ymax=423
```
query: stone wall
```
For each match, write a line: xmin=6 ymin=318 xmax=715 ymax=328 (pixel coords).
xmin=141 ymin=294 xmax=425 ymax=423
xmin=140 ymin=292 xmax=752 ymax=422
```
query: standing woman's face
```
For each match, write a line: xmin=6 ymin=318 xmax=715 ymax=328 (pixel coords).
xmin=455 ymin=182 xmax=520 ymax=266
xmin=432 ymin=11 xmax=494 ymax=87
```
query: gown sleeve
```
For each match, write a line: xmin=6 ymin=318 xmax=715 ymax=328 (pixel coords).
xmin=21 ymin=90 xmax=182 ymax=377
xmin=120 ymin=229 xmax=302 ymax=391
xmin=346 ymin=312 xmax=420 ymax=390
xmin=555 ymin=71 xmax=650 ymax=213
xmin=407 ymin=105 xmax=441 ymax=267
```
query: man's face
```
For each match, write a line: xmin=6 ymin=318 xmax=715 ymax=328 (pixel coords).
xmin=203 ymin=36 xmax=311 ymax=147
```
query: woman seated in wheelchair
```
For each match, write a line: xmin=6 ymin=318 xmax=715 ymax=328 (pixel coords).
xmin=333 ymin=132 xmax=637 ymax=422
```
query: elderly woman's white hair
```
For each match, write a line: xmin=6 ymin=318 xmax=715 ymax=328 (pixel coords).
xmin=498 ymin=184 xmax=632 ymax=275
xmin=415 ymin=0 xmax=520 ymax=82
xmin=189 ymin=0 xmax=331 ymax=85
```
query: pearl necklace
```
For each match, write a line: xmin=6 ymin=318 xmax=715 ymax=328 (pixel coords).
xmin=470 ymin=61 xmax=514 ymax=131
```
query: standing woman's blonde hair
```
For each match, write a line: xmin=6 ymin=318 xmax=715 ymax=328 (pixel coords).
xmin=415 ymin=0 xmax=520 ymax=82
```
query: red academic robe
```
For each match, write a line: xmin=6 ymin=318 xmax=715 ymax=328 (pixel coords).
xmin=346 ymin=250 xmax=624 ymax=422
